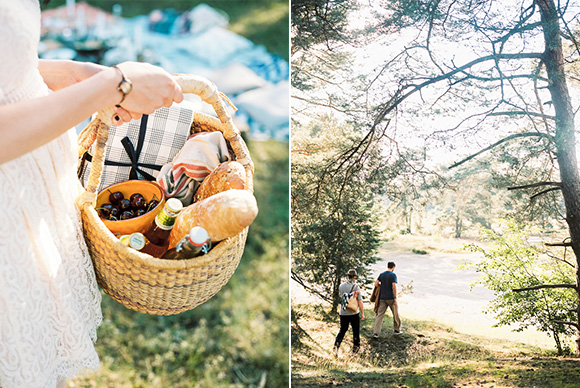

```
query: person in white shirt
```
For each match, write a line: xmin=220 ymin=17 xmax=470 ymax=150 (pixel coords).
xmin=333 ymin=269 xmax=365 ymax=356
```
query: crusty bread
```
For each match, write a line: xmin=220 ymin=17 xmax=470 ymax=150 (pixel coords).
xmin=168 ymin=189 xmax=258 ymax=247
xmin=193 ymin=161 xmax=246 ymax=202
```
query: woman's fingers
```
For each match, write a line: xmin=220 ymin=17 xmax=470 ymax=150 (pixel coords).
xmin=129 ymin=111 xmax=143 ymax=121
xmin=115 ymin=62 xmax=184 ymax=113
xmin=163 ymin=80 xmax=183 ymax=107
xmin=112 ymin=105 xmax=133 ymax=125
xmin=172 ymin=81 xmax=184 ymax=104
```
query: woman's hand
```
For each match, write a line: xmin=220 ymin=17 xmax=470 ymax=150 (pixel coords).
xmin=1 ymin=61 xmax=180 ymax=164
xmin=111 ymin=62 xmax=183 ymax=125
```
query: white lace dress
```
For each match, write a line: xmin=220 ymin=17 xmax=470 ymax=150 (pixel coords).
xmin=0 ymin=1 xmax=102 ymax=387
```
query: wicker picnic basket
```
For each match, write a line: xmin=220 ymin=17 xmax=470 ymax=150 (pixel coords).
xmin=76 ymin=74 xmax=254 ymax=315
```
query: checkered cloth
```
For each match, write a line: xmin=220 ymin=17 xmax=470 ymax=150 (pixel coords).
xmin=157 ymin=131 xmax=231 ymax=206
xmin=80 ymin=103 xmax=194 ymax=192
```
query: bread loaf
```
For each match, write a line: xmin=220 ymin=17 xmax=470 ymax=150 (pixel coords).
xmin=194 ymin=161 xmax=246 ymax=202
xmin=168 ymin=189 xmax=258 ymax=247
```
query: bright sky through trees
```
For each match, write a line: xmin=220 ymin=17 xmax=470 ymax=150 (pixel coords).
xmin=292 ymin=0 xmax=580 ymax=167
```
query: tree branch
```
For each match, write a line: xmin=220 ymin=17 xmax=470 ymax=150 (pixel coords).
xmin=545 ymin=241 xmax=573 ymax=247
xmin=513 ymin=283 xmax=578 ymax=292
xmin=377 ymin=52 xmax=545 ymax=126
xmin=453 ymin=73 xmax=549 ymax=83
xmin=530 ymin=187 xmax=561 ymax=199
xmin=554 ymin=320 xmax=580 ymax=329
xmin=497 ymin=22 xmax=543 ymax=40
xmin=291 ymin=271 xmax=333 ymax=304
xmin=291 ymin=94 xmax=364 ymax=115
xmin=487 ymin=111 xmax=556 ymax=120
xmin=449 ymin=132 xmax=554 ymax=169
xmin=508 ymin=181 xmax=562 ymax=190
xmin=544 ymin=249 xmax=575 ymax=267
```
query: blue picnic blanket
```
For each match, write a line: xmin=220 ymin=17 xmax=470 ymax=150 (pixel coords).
xmin=42 ymin=4 xmax=289 ymax=141
xmin=110 ymin=5 xmax=289 ymax=141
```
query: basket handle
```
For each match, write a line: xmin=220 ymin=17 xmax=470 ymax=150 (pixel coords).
xmin=77 ymin=74 xmax=254 ymax=209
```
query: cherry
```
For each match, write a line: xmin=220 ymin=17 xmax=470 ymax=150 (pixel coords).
xmin=98 ymin=203 xmax=114 ymax=218
xmin=110 ymin=207 xmax=120 ymax=220
xmin=108 ymin=191 xmax=124 ymax=205
xmin=130 ymin=193 xmax=144 ymax=202
xmin=135 ymin=209 xmax=147 ymax=217
xmin=120 ymin=210 xmax=134 ymax=220
xmin=147 ymin=199 xmax=159 ymax=212
xmin=119 ymin=199 xmax=131 ymax=211
xmin=131 ymin=196 xmax=147 ymax=210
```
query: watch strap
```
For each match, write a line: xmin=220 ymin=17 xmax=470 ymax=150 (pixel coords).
xmin=112 ymin=65 xmax=132 ymax=104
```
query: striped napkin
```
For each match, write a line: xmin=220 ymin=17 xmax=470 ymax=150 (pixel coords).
xmin=156 ymin=131 xmax=231 ymax=205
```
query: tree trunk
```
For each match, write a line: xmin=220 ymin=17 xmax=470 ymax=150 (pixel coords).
xmin=537 ymin=0 xmax=580 ymax=354
xmin=552 ymin=328 xmax=563 ymax=355
xmin=455 ymin=211 xmax=463 ymax=239
xmin=331 ymin=265 xmax=342 ymax=314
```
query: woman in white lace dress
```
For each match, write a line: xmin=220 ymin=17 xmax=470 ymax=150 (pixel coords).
xmin=0 ymin=1 xmax=184 ymax=387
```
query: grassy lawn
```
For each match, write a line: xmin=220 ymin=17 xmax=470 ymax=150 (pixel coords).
xmin=69 ymin=140 xmax=289 ymax=387
xmin=43 ymin=0 xmax=289 ymax=61
xmin=292 ymin=303 xmax=580 ymax=388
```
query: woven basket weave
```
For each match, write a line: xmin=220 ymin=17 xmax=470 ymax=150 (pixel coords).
xmin=76 ymin=74 xmax=254 ymax=315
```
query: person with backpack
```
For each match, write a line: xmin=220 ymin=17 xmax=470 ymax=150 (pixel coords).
xmin=333 ymin=269 xmax=365 ymax=356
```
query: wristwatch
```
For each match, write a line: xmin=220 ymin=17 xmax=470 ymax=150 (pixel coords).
xmin=112 ymin=65 xmax=132 ymax=104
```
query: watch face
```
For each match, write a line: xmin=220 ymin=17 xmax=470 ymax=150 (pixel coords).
xmin=120 ymin=81 xmax=132 ymax=94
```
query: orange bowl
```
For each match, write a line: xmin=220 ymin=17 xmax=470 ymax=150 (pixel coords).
xmin=96 ymin=180 xmax=166 ymax=236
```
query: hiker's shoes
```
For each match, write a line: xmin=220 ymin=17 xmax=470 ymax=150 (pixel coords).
xmin=394 ymin=330 xmax=403 ymax=335
xmin=332 ymin=346 xmax=339 ymax=357
xmin=372 ymin=333 xmax=379 ymax=339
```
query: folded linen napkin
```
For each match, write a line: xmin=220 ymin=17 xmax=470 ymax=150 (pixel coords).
xmin=157 ymin=131 xmax=231 ymax=205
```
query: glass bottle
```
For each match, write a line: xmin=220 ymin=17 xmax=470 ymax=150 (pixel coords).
xmin=119 ymin=232 xmax=146 ymax=251
xmin=141 ymin=198 xmax=183 ymax=257
xmin=161 ymin=226 xmax=211 ymax=260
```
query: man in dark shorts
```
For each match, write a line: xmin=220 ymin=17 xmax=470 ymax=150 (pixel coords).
xmin=373 ymin=261 xmax=402 ymax=337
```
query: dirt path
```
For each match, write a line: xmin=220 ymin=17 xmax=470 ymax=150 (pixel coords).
xmin=292 ymin=236 xmax=554 ymax=348
xmin=370 ymin=249 xmax=550 ymax=347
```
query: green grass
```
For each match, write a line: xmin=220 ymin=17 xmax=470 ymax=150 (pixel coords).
xmin=43 ymin=0 xmax=289 ymax=61
xmin=69 ymin=140 xmax=289 ymax=387
xmin=292 ymin=303 xmax=580 ymax=388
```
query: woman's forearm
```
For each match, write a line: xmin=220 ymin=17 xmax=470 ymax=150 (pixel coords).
xmin=2 ymin=60 xmax=182 ymax=165
xmin=38 ymin=59 xmax=105 ymax=91
xmin=0 ymin=67 xmax=121 ymax=164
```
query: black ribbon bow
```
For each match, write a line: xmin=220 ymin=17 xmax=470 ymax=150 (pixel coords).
xmin=84 ymin=114 xmax=162 ymax=181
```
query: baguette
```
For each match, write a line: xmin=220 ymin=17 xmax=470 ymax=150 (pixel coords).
xmin=168 ymin=189 xmax=258 ymax=247
xmin=194 ymin=161 xmax=246 ymax=202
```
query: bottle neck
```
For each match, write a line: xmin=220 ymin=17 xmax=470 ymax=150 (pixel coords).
xmin=176 ymin=240 xmax=198 ymax=254
xmin=155 ymin=206 xmax=179 ymax=230
xmin=178 ymin=237 xmax=210 ymax=255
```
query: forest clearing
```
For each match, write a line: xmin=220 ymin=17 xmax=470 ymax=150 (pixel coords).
xmin=292 ymin=302 xmax=580 ymax=388
xmin=292 ymin=236 xmax=580 ymax=388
